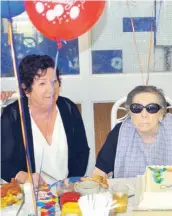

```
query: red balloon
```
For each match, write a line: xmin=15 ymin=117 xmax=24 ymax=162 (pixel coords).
xmin=25 ymin=0 xmax=106 ymax=41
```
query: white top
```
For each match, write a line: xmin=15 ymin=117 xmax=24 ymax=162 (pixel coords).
xmin=30 ymin=106 xmax=68 ymax=181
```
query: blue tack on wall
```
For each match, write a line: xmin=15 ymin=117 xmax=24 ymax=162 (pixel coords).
xmin=123 ymin=17 xmax=155 ymax=32
xmin=92 ymin=50 xmax=123 ymax=74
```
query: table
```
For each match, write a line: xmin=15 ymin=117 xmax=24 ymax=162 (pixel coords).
xmin=1 ymin=178 xmax=136 ymax=216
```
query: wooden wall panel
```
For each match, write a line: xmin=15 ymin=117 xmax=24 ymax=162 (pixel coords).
xmin=76 ymin=104 xmax=81 ymax=113
xmin=94 ymin=103 xmax=127 ymax=156
xmin=168 ymin=108 xmax=172 ymax=113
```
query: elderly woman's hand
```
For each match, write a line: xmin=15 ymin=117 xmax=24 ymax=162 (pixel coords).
xmin=92 ymin=167 xmax=108 ymax=178
xmin=15 ymin=171 xmax=47 ymax=187
xmin=31 ymin=173 xmax=47 ymax=188
xmin=0 ymin=91 xmax=15 ymax=102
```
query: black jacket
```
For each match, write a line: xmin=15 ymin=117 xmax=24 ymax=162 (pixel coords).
xmin=1 ymin=96 xmax=90 ymax=182
xmin=95 ymin=123 xmax=122 ymax=175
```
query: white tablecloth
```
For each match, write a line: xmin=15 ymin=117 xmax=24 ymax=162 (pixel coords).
xmin=1 ymin=178 xmax=136 ymax=216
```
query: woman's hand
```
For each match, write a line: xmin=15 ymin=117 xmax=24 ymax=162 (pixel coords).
xmin=15 ymin=171 xmax=28 ymax=184
xmin=15 ymin=171 xmax=47 ymax=188
xmin=32 ymin=173 xmax=47 ymax=188
xmin=92 ymin=167 xmax=107 ymax=178
xmin=0 ymin=91 xmax=15 ymax=102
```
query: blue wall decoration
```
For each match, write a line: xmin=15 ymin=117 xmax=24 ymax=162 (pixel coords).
xmin=1 ymin=1 xmax=25 ymax=19
xmin=1 ymin=32 xmax=80 ymax=77
xmin=123 ymin=17 xmax=155 ymax=32
xmin=92 ymin=50 xmax=123 ymax=74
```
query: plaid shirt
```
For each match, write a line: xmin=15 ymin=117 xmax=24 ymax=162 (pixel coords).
xmin=114 ymin=113 xmax=172 ymax=178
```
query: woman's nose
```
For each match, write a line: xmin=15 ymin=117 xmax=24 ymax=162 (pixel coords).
xmin=141 ymin=108 xmax=149 ymax=118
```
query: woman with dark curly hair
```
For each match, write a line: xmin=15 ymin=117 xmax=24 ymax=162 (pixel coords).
xmin=1 ymin=54 xmax=89 ymax=186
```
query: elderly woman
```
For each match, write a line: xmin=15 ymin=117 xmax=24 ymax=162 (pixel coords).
xmin=93 ymin=85 xmax=172 ymax=178
xmin=1 ymin=54 xmax=89 ymax=184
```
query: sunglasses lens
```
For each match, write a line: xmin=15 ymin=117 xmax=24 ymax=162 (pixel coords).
xmin=130 ymin=103 xmax=161 ymax=114
xmin=130 ymin=104 xmax=143 ymax=113
xmin=146 ymin=104 xmax=161 ymax=113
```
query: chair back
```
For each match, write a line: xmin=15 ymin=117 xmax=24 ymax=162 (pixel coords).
xmin=111 ymin=96 xmax=127 ymax=129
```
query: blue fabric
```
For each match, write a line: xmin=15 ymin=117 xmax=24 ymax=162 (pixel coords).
xmin=95 ymin=123 xmax=121 ymax=175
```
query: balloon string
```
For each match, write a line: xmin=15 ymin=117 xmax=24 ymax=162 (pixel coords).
xmin=57 ymin=41 xmax=62 ymax=49
xmin=36 ymin=147 xmax=45 ymax=201
xmin=54 ymin=49 xmax=60 ymax=74
xmin=8 ymin=20 xmax=37 ymax=215
xmin=156 ymin=0 xmax=163 ymax=34
xmin=8 ymin=23 xmax=11 ymax=46
xmin=126 ymin=0 xmax=145 ymax=85
xmin=146 ymin=24 xmax=153 ymax=86
xmin=37 ymin=49 xmax=60 ymax=195
xmin=153 ymin=0 xmax=163 ymax=70
xmin=7 ymin=1 xmax=37 ymax=214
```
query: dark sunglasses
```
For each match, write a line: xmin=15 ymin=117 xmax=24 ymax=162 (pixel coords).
xmin=130 ymin=103 xmax=162 ymax=114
